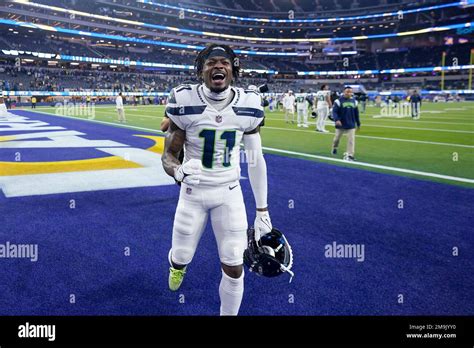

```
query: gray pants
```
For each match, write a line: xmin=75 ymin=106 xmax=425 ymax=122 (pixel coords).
xmin=411 ymin=102 xmax=420 ymax=118
xmin=332 ymin=128 xmax=355 ymax=156
xmin=117 ymin=108 xmax=126 ymax=122
xmin=285 ymin=107 xmax=294 ymax=122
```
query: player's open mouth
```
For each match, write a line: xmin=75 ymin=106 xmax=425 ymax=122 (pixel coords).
xmin=211 ymin=72 xmax=226 ymax=81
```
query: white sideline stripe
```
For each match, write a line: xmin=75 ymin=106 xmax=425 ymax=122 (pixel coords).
xmin=264 ymin=117 xmax=474 ymax=133
xmin=94 ymin=110 xmax=160 ymax=119
xmin=15 ymin=110 xmax=165 ymax=134
xmin=366 ymin=118 xmax=473 ymax=126
xmin=262 ymin=147 xmax=474 ymax=184
xmin=262 ymin=126 xmax=474 ymax=148
xmin=410 ymin=116 xmax=473 ymax=120
xmin=372 ymin=114 xmax=474 ymax=122
xmin=333 ymin=123 xmax=474 ymax=134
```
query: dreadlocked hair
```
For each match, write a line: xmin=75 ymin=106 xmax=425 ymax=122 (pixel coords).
xmin=194 ymin=44 xmax=240 ymax=81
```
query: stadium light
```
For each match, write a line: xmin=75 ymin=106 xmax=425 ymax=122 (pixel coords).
xmin=2 ymin=48 xmax=472 ymax=76
xmin=138 ymin=0 xmax=463 ymax=24
xmin=9 ymin=1 xmax=473 ymax=44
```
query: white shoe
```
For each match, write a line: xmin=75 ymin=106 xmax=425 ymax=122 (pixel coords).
xmin=297 ymin=124 xmax=302 ymax=127
xmin=321 ymin=129 xmax=329 ymax=133
xmin=302 ymin=124 xmax=309 ymax=128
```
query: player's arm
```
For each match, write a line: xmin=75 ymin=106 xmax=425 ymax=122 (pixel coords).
xmin=326 ymin=94 xmax=332 ymax=108
xmin=243 ymin=126 xmax=272 ymax=241
xmin=160 ymin=114 xmax=170 ymax=132
xmin=355 ymin=101 xmax=361 ymax=130
xmin=333 ymin=99 xmax=342 ymax=126
xmin=162 ymin=120 xmax=185 ymax=177
xmin=162 ymin=120 xmax=201 ymax=185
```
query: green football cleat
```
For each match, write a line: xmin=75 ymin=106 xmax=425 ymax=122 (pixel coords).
xmin=168 ymin=266 xmax=187 ymax=291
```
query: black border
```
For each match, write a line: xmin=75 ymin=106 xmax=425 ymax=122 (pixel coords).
xmin=0 ymin=316 xmax=472 ymax=346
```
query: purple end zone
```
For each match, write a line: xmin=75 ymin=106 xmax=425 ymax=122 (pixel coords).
xmin=0 ymin=110 xmax=472 ymax=315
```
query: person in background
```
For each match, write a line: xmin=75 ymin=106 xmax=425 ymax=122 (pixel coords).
xmin=116 ymin=92 xmax=126 ymax=123
xmin=315 ymin=84 xmax=332 ymax=132
xmin=0 ymin=94 xmax=9 ymax=116
xmin=31 ymin=96 xmax=37 ymax=109
xmin=358 ymin=93 xmax=367 ymax=113
xmin=410 ymin=90 xmax=422 ymax=119
xmin=283 ymin=90 xmax=295 ymax=124
xmin=295 ymin=88 xmax=310 ymax=128
xmin=331 ymin=86 xmax=361 ymax=161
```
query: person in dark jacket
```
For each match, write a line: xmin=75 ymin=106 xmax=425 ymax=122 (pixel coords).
xmin=410 ymin=90 xmax=422 ymax=119
xmin=331 ymin=86 xmax=361 ymax=161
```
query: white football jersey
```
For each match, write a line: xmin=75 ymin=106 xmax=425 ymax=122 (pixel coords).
xmin=166 ymin=84 xmax=264 ymax=186
xmin=295 ymin=94 xmax=308 ymax=109
xmin=316 ymin=90 xmax=331 ymax=108
xmin=283 ymin=94 xmax=295 ymax=109
xmin=0 ymin=103 xmax=8 ymax=116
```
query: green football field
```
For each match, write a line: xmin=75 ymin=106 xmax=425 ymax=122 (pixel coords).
xmin=23 ymin=102 xmax=474 ymax=187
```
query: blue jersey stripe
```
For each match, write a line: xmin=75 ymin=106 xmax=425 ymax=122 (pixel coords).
xmin=232 ymin=107 xmax=264 ymax=118
xmin=166 ymin=105 xmax=207 ymax=116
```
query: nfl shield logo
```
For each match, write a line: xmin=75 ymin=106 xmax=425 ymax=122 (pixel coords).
xmin=186 ymin=187 xmax=192 ymax=195
xmin=216 ymin=115 xmax=222 ymax=123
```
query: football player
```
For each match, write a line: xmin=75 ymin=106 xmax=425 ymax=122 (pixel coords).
xmin=315 ymin=84 xmax=332 ymax=132
xmin=0 ymin=93 xmax=8 ymax=117
xmin=283 ymin=90 xmax=295 ymax=124
xmin=295 ymin=88 xmax=310 ymax=128
xmin=161 ymin=44 xmax=272 ymax=316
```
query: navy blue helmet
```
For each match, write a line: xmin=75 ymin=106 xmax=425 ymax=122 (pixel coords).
xmin=244 ymin=227 xmax=294 ymax=281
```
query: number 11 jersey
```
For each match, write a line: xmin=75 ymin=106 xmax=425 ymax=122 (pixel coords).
xmin=166 ymin=84 xmax=264 ymax=186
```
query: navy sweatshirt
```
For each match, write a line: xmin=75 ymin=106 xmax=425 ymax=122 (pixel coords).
xmin=332 ymin=96 xmax=360 ymax=129
xmin=410 ymin=94 xmax=422 ymax=105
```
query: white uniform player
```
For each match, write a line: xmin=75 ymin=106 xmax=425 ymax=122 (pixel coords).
xmin=295 ymin=92 xmax=309 ymax=128
xmin=0 ymin=97 xmax=8 ymax=117
xmin=315 ymin=85 xmax=332 ymax=132
xmin=162 ymin=43 xmax=273 ymax=317
xmin=283 ymin=91 xmax=295 ymax=123
xmin=116 ymin=93 xmax=126 ymax=123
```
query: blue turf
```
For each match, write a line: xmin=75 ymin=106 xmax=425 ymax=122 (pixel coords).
xmin=0 ymin=110 xmax=473 ymax=315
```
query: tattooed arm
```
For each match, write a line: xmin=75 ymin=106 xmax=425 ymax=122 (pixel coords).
xmin=162 ymin=120 xmax=201 ymax=185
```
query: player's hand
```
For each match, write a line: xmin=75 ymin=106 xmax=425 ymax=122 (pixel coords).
xmin=357 ymin=125 xmax=361 ymax=131
xmin=254 ymin=210 xmax=272 ymax=242
xmin=174 ymin=159 xmax=202 ymax=185
xmin=335 ymin=120 xmax=342 ymax=127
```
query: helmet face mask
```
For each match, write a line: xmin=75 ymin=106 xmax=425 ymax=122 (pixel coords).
xmin=243 ymin=227 xmax=294 ymax=280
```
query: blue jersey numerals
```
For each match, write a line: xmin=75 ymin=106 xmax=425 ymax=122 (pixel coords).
xmin=199 ymin=129 xmax=237 ymax=169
